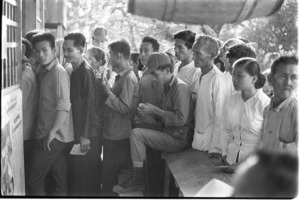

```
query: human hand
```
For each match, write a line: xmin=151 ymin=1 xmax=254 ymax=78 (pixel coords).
xmin=137 ymin=103 xmax=156 ymax=115
xmin=44 ymin=130 xmax=57 ymax=151
xmin=102 ymin=77 xmax=112 ymax=95
xmin=80 ymin=136 xmax=91 ymax=153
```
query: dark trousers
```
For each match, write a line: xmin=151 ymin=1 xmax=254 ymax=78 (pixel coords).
xmin=68 ymin=136 xmax=102 ymax=196
xmin=102 ymin=138 xmax=131 ymax=196
xmin=144 ymin=148 xmax=165 ymax=197
xmin=26 ymin=138 xmax=69 ymax=196
xmin=24 ymin=139 xmax=34 ymax=195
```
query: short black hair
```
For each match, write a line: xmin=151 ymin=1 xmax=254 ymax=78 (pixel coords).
xmin=174 ymin=29 xmax=196 ymax=49
xmin=31 ymin=32 xmax=56 ymax=49
xmin=22 ymin=37 xmax=32 ymax=59
xmin=226 ymin=43 xmax=257 ymax=59
xmin=64 ymin=32 xmax=86 ymax=52
xmin=25 ymin=29 xmax=42 ymax=43
xmin=142 ymin=36 xmax=159 ymax=52
xmin=270 ymin=55 xmax=298 ymax=75
xmin=108 ymin=38 xmax=131 ymax=59
xmin=130 ymin=52 xmax=140 ymax=64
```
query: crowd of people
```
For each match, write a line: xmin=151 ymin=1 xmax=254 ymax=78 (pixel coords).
xmin=20 ymin=26 xmax=298 ymax=197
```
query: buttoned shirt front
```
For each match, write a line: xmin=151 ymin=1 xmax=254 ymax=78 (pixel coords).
xmin=174 ymin=60 xmax=201 ymax=93
xmin=133 ymin=71 xmax=163 ymax=129
xmin=224 ymin=71 xmax=235 ymax=95
xmin=261 ymin=93 xmax=298 ymax=154
xmin=161 ymin=75 xmax=191 ymax=140
xmin=70 ymin=60 xmax=96 ymax=140
xmin=103 ymin=68 xmax=139 ymax=140
xmin=221 ymin=90 xmax=270 ymax=164
xmin=192 ymin=65 xmax=230 ymax=154
xmin=35 ymin=58 xmax=73 ymax=143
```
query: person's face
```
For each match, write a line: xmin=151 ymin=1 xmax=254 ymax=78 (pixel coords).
xmin=63 ymin=40 xmax=83 ymax=64
xmin=269 ymin=64 xmax=298 ymax=101
xmin=129 ymin=59 xmax=139 ymax=70
xmin=108 ymin=49 xmax=120 ymax=72
xmin=219 ymin=45 xmax=228 ymax=60
xmin=92 ymin=36 xmax=106 ymax=49
xmin=139 ymin=42 xmax=154 ymax=66
xmin=168 ymin=54 xmax=178 ymax=67
xmin=152 ymin=69 xmax=169 ymax=88
xmin=232 ymin=65 xmax=257 ymax=91
xmin=192 ymin=43 xmax=212 ymax=69
xmin=84 ymin=50 xmax=99 ymax=70
xmin=174 ymin=38 xmax=192 ymax=61
xmin=34 ymin=41 xmax=56 ymax=66
xmin=220 ymin=45 xmax=230 ymax=70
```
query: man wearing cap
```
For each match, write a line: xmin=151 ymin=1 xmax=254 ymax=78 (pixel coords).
xmin=133 ymin=52 xmax=168 ymax=129
xmin=92 ymin=26 xmax=108 ymax=49
xmin=173 ymin=29 xmax=201 ymax=92
xmin=133 ymin=38 xmax=162 ymax=129
xmin=113 ymin=52 xmax=191 ymax=193
xmin=92 ymin=26 xmax=117 ymax=90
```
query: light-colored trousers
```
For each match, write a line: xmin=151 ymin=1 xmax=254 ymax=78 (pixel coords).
xmin=130 ymin=128 xmax=188 ymax=162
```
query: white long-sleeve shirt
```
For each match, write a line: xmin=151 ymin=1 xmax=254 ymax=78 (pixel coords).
xmin=221 ymin=90 xmax=270 ymax=164
xmin=174 ymin=61 xmax=201 ymax=93
xmin=224 ymin=71 xmax=235 ymax=95
xmin=192 ymin=65 xmax=229 ymax=154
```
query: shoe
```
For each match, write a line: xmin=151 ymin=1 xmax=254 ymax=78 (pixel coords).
xmin=113 ymin=167 xmax=145 ymax=193
xmin=208 ymin=152 xmax=222 ymax=159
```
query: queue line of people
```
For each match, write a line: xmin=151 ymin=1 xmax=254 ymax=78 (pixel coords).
xmin=19 ymin=27 xmax=298 ymax=197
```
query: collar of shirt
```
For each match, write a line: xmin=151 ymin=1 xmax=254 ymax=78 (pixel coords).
xmin=269 ymin=92 xmax=296 ymax=111
xmin=177 ymin=60 xmax=194 ymax=73
xmin=117 ymin=67 xmax=132 ymax=78
xmin=43 ymin=58 xmax=59 ymax=72
xmin=199 ymin=65 xmax=216 ymax=84
xmin=73 ymin=60 xmax=86 ymax=72
xmin=224 ymin=71 xmax=231 ymax=76
xmin=163 ymin=75 xmax=176 ymax=94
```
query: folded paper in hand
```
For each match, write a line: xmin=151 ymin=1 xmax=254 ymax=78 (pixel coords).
xmin=70 ymin=144 xmax=89 ymax=155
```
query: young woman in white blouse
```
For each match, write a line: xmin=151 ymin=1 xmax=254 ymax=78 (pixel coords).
xmin=221 ymin=57 xmax=270 ymax=169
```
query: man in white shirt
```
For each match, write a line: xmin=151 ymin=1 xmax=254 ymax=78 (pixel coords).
xmin=191 ymin=35 xmax=230 ymax=158
xmin=173 ymin=30 xmax=201 ymax=93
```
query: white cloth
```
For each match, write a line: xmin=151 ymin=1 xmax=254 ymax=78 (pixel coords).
xmin=174 ymin=61 xmax=201 ymax=93
xmin=192 ymin=66 xmax=230 ymax=153
xmin=223 ymin=71 xmax=235 ymax=95
xmin=221 ymin=90 xmax=270 ymax=164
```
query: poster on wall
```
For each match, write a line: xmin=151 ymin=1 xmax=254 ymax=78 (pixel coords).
xmin=1 ymin=89 xmax=25 ymax=195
